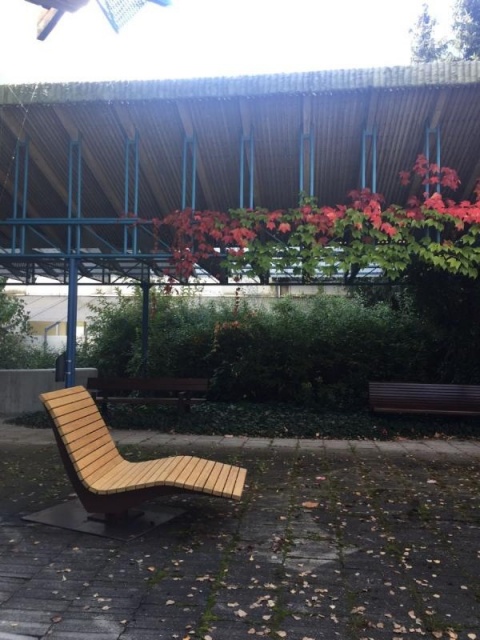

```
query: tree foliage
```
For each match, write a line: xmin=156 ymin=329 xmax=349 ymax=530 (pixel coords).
xmin=410 ymin=3 xmax=448 ymax=62
xmin=453 ymin=0 xmax=480 ymax=59
xmin=0 ymin=281 xmax=34 ymax=368
xmin=410 ymin=0 xmax=480 ymax=62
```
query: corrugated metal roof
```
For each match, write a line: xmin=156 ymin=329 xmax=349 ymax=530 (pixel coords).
xmin=2 ymin=61 xmax=480 ymax=105
xmin=1 ymin=61 xmax=480 ymax=283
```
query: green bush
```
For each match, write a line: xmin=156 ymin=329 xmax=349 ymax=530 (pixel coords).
xmin=77 ymin=286 xmax=454 ymax=410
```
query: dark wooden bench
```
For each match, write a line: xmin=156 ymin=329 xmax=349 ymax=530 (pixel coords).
xmin=87 ymin=377 xmax=209 ymax=413
xmin=369 ymin=382 xmax=480 ymax=416
xmin=39 ymin=386 xmax=246 ymax=518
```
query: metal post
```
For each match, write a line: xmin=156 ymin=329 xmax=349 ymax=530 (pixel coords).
xmin=140 ymin=283 xmax=150 ymax=376
xmin=425 ymin=123 xmax=441 ymax=195
xmin=239 ymin=130 xmax=255 ymax=209
xmin=65 ymin=257 xmax=78 ymax=388
xmin=425 ymin=123 xmax=441 ymax=241
xmin=299 ymin=128 xmax=315 ymax=198
xmin=12 ymin=139 xmax=30 ymax=253
xmin=67 ymin=138 xmax=82 ymax=252
xmin=182 ymin=134 xmax=196 ymax=210
xmin=361 ymin=126 xmax=377 ymax=191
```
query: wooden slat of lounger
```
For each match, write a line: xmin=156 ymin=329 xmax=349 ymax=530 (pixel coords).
xmin=148 ymin=456 xmax=195 ymax=486
xmin=51 ymin=410 xmax=98 ymax=437
xmin=41 ymin=385 xmax=86 ymax=401
xmin=57 ymin=410 xmax=105 ymax=436
xmin=231 ymin=467 xmax=247 ymax=500
xmin=78 ymin=446 xmax=121 ymax=481
xmin=68 ymin=432 xmax=115 ymax=464
xmin=210 ymin=463 xmax=233 ymax=497
xmin=171 ymin=457 xmax=206 ymax=488
xmin=107 ymin=459 xmax=164 ymax=492
xmin=72 ymin=437 xmax=117 ymax=469
xmin=53 ymin=404 xmax=99 ymax=428
xmin=64 ymin=422 xmax=109 ymax=453
xmin=92 ymin=457 xmax=176 ymax=493
xmin=220 ymin=465 xmax=243 ymax=499
xmin=40 ymin=387 xmax=86 ymax=409
xmin=201 ymin=462 xmax=226 ymax=495
xmin=183 ymin=458 xmax=217 ymax=491
xmin=132 ymin=457 xmax=183 ymax=490
xmin=87 ymin=459 xmax=128 ymax=489
xmin=46 ymin=397 xmax=96 ymax=419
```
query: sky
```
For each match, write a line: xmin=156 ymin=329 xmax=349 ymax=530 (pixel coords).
xmin=1 ymin=0 xmax=456 ymax=84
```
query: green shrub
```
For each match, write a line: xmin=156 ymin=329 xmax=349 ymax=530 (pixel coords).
xmin=77 ymin=287 xmax=451 ymax=410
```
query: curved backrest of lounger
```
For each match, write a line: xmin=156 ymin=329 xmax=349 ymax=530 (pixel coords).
xmin=40 ymin=385 xmax=124 ymax=488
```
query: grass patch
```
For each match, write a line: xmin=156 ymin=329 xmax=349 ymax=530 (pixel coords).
xmin=6 ymin=401 xmax=480 ymax=440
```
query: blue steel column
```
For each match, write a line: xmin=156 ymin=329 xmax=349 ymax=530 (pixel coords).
xmin=124 ymin=131 xmax=140 ymax=253
xmin=425 ymin=123 xmax=441 ymax=195
xmin=425 ymin=123 xmax=441 ymax=241
xmin=140 ymin=283 xmax=150 ymax=376
xmin=65 ymin=257 xmax=78 ymax=387
xmin=299 ymin=128 xmax=315 ymax=198
xmin=65 ymin=138 xmax=82 ymax=388
xmin=12 ymin=138 xmax=30 ymax=254
xmin=181 ymin=135 xmax=197 ymax=210
xmin=361 ymin=126 xmax=377 ymax=191
xmin=239 ymin=130 xmax=255 ymax=209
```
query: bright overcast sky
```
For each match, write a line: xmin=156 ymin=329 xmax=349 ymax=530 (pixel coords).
xmin=2 ymin=0 xmax=455 ymax=84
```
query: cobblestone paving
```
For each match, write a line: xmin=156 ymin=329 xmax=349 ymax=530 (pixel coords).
xmin=1 ymin=423 xmax=480 ymax=639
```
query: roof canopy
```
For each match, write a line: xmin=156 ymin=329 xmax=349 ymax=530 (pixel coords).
xmin=2 ymin=61 xmax=480 ymax=285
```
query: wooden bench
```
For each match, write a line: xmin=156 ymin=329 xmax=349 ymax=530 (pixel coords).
xmin=369 ymin=382 xmax=480 ymax=416
xmin=86 ymin=376 xmax=209 ymax=413
xmin=39 ymin=385 xmax=247 ymax=518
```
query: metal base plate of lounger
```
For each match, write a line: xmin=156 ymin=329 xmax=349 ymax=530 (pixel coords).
xmin=22 ymin=499 xmax=185 ymax=540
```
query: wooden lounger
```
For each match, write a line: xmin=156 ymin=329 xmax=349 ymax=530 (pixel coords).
xmin=39 ymin=385 xmax=247 ymax=518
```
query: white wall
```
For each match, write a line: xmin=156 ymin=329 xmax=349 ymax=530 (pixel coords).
xmin=0 ymin=368 xmax=97 ymax=415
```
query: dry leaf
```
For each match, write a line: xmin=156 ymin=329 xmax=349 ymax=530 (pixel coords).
xmin=235 ymin=609 xmax=248 ymax=618
xmin=432 ymin=632 xmax=443 ymax=639
xmin=166 ymin=599 xmax=175 ymax=605
xmin=51 ymin=615 xmax=62 ymax=624
xmin=277 ymin=632 xmax=287 ymax=638
xmin=302 ymin=501 xmax=319 ymax=509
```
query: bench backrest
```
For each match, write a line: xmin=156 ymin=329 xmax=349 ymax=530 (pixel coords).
xmin=369 ymin=382 xmax=480 ymax=414
xmin=39 ymin=386 xmax=122 ymax=489
xmin=87 ymin=377 xmax=209 ymax=393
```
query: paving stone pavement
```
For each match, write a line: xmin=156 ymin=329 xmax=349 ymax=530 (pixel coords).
xmin=1 ymin=420 xmax=480 ymax=639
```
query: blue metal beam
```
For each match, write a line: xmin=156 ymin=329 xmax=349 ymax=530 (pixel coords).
xmin=65 ymin=257 xmax=78 ymax=388
xmin=181 ymin=134 xmax=196 ymax=210
xmin=425 ymin=123 xmax=441 ymax=195
xmin=361 ymin=126 xmax=377 ymax=192
xmin=299 ymin=127 xmax=315 ymax=198
xmin=12 ymin=138 xmax=30 ymax=253
xmin=240 ymin=130 xmax=255 ymax=209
